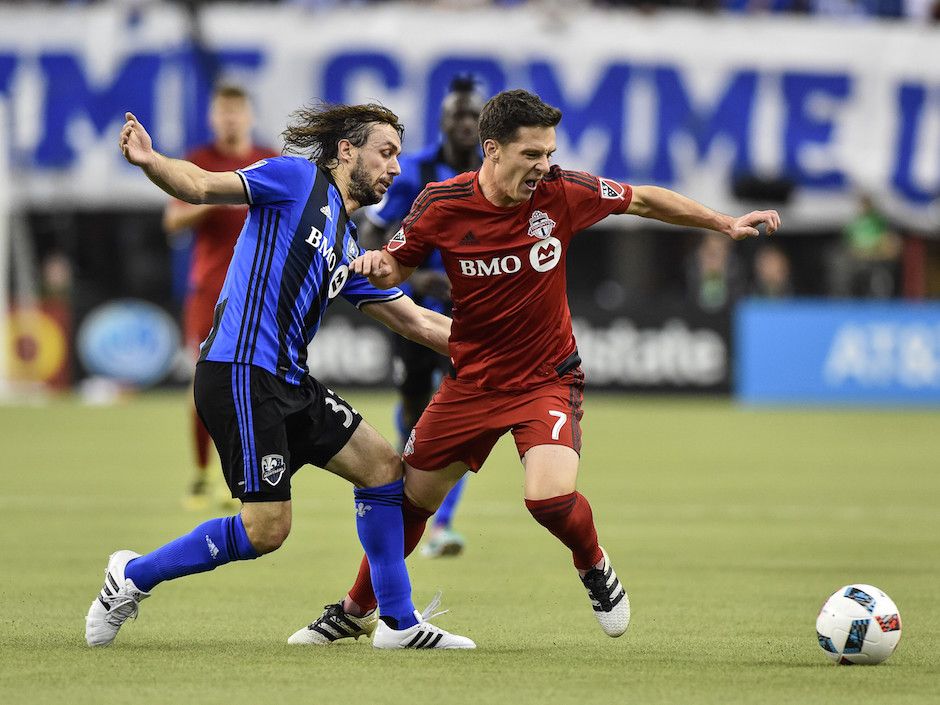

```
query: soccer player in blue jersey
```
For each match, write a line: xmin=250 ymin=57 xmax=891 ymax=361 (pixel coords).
xmin=359 ymin=76 xmax=484 ymax=561
xmin=84 ymin=103 xmax=474 ymax=650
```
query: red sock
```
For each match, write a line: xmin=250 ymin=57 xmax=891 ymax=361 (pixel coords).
xmin=346 ymin=495 xmax=433 ymax=612
xmin=525 ymin=492 xmax=603 ymax=571
xmin=193 ymin=407 xmax=210 ymax=469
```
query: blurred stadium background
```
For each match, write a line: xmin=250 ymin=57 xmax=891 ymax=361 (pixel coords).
xmin=1 ymin=2 xmax=939 ymax=703
xmin=0 ymin=0 xmax=938 ymax=401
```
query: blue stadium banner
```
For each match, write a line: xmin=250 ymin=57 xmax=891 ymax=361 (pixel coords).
xmin=735 ymin=300 xmax=940 ymax=406
xmin=0 ymin=4 xmax=939 ymax=231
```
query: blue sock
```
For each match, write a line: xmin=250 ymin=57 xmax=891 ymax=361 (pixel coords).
xmin=125 ymin=514 xmax=259 ymax=593
xmin=354 ymin=479 xmax=417 ymax=629
xmin=433 ymin=475 xmax=467 ymax=529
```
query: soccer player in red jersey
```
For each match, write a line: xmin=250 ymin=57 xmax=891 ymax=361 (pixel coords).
xmin=164 ymin=84 xmax=278 ymax=508
xmin=292 ymin=89 xmax=780 ymax=644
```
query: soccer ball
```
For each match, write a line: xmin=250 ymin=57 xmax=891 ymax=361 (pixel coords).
xmin=816 ymin=584 xmax=902 ymax=665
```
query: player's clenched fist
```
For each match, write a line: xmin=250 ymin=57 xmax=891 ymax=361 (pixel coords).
xmin=119 ymin=112 xmax=155 ymax=167
xmin=351 ymin=250 xmax=392 ymax=278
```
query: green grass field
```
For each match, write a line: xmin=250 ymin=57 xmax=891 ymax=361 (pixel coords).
xmin=1 ymin=391 xmax=938 ymax=704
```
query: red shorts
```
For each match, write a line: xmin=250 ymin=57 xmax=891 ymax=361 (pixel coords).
xmin=184 ymin=287 xmax=220 ymax=354
xmin=404 ymin=369 xmax=585 ymax=472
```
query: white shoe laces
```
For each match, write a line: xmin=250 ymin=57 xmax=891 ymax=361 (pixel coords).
xmin=104 ymin=592 xmax=141 ymax=627
xmin=419 ymin=591 xmax=449 ymax=622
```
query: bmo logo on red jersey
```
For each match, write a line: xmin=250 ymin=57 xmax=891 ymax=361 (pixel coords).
xmin=458 ymin=237 xmax=563 ymax=277
xmin=458 ymin=255 xmax=522 ymax=277
xmin=529 ymin=237 xmax=562 ymax=272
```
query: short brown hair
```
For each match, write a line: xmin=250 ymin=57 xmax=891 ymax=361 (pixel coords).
xmin=212 ymin=83 xmax=249 ymax=102
xmin=281 ymin=102 xmax=404 ymax=169
xmin=478 ymin=89 xmax=562 ymax=145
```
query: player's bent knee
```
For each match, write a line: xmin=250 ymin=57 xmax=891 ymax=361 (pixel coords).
xmin=244 ymin=520 xmax=290 ymax=554
xmin=240 ymin=503 xmax=292 ymax=554
xmin=328 ymin=422 xmax=404 ymax=488
xmin=366 ymin=449 xmax=403 ymax=488
xmin=355 ymin=432 xmax=403 ymax=488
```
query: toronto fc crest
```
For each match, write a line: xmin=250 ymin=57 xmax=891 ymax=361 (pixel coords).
xmin=527 ymin=210 xmax=556 ymax=240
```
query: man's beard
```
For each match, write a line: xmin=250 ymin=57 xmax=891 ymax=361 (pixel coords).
xmin=348 ymin=158 xmax=380 ymax=207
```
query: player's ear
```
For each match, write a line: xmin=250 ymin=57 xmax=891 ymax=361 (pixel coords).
xmin=336 ymin=138 xmax=355 ymax=164
xmin=483 ymin=138 xmax=499 ymax=162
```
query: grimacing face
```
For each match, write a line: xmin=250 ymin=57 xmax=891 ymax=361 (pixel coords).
xmin=487 ymin=125 xmax=556 ymax=206
xmin=347 ymin=122 xmax=402 ymax=207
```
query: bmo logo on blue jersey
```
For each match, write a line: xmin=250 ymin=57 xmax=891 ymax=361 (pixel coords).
xmin=305 ymin=226 xmax=339 ymax=271
xmin=458 ymin=239 xmax=563 ymax=277
xmin=329 ymin=266 xmax=349 ymax=299
xmin=305 ymin=225 xmax=350 ymax=298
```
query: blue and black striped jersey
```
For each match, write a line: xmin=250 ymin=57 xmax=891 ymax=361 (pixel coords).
xmin=199 ymin=156 xmax=403 ymax=384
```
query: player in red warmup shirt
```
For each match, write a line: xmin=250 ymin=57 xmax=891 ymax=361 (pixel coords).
xmin=290 ymin=89 xmax=781 ymax=645
xmin=164 ymin=84 xmax=278 ymax=509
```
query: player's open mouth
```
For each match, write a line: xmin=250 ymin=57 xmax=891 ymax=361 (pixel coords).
xmin=524 ymin=179 xmax=538 ymax=190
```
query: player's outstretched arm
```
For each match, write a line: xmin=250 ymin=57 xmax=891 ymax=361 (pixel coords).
xmin=361 ymin=295 xmax=451 ymax=356
xmin=350 ymin=250 xmax=415 ymax=289
xmin=627 ymin=185 xmax=780 ymax=240
xmin=120 ymin=112 xmax=246 ymax=205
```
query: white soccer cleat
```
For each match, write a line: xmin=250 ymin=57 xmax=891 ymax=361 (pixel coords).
xmin=372 ymin=593 xmax=475 ymax=649
xmin=85 ymin=550 xmax=150 ymax=647
xmin=580 ymin=546 xmax=630 ymax=637
xmin=287 ymin=602 xmax=378 ymax=645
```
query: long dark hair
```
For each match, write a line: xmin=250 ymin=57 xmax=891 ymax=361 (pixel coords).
xmin=281 ymin=102 xmax=404 ymax=169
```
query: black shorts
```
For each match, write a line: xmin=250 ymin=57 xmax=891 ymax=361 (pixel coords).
xmin=392 ymin=335 xmax=451 ymax=398
xmin=193 ymin=361 xmax=362 ymax=502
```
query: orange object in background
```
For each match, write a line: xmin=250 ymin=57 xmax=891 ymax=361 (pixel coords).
xmin=4 ymin=300 xmax=70 ymax=390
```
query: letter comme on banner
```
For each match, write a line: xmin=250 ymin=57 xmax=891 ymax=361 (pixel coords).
xmin=0 ymin=4 xmax=938 ymax=229
xmin=736 ymin=300 xmax=940 ymax=406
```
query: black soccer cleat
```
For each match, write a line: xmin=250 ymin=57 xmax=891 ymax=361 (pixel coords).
xmin=580 ymin=547 xmax=630 ymax=637
xmin=287 ymin=602 xmax=377 ymax=645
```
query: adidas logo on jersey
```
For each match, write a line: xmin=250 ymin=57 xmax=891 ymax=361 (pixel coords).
xmin=320 ymin=204 xmax=333 ymax=221
xmin=460 ymin=231 xmax=477 ymax=245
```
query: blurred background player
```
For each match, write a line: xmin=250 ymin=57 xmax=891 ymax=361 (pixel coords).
xmin=750 ymin=243 xmax=793 ymax=298
xmin=830 ymin=192 xmax=902 ymax=298
xmin=359 ymin=76 xmax=485 ymax=558
xmin=163 ymin=84 xmax=278 ymax=509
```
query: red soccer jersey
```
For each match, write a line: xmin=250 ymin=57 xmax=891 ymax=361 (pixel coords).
xmin=185 ymin=144 xmax=279 ymax=297
xmin=386 ymin=165 xmax=633 ymax=390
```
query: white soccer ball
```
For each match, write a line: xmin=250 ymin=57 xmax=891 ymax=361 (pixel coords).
xmin=816 ymin=584 xmax=902 ymax=665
